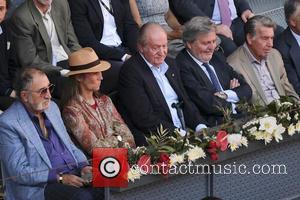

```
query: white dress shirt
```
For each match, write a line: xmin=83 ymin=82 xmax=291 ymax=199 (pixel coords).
xmin=37 ymin=7 xmax=68 ymax=66
xmin=141 ymin=54 xmax=207 ymax=132
xmin=99 ymin=0 xmax=122 ymax=47
xmin=211 ymin=0 xmax=238 ymax=24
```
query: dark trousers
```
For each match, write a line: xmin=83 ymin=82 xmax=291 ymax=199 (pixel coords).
xmin=44 ymin=183 xmax=104 ymax=200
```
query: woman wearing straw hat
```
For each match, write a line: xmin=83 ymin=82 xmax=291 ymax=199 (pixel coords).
xmin=61 ymin=47 xmax=135 ymax=155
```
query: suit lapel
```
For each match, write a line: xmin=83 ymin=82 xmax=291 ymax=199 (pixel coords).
xmin=240 ymin=47 xmax=268 ymax=103
xmin=90 ymin=0 xmax=104 ymax=24
xmin=16 ymin=102 xmax=52 ymax=167
xmin=183 ymin=50 xmax=215 ymax=90
xmin=138 ymin=55 xmax=172 ymax=120
xmin=266 ymin=57 xmax=285 ymax=95
xmin=50 ymin=2 xmax=65 ymax=52
xmin=286 ymin=29 xmax=300 ymax=77
xmin=28 ymin=0 xmax=52 ymax=61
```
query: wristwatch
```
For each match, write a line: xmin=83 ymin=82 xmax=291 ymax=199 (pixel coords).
xmin=58 ymin=173 xmax=63 ymax=184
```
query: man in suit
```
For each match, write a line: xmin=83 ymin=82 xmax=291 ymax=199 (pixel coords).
xmin=0 ymin=0 xmax=16 ymax=111
xmin=10 ymin=0 xmax=81 ymax=97
xmin=0 ymin=67 xmax=104 ymax=200
xmin=68 ymin=0 xmax=138 ymax=94
xmin=169 ymin=0 xmax=254 ymax=56
xmin=176 ymin=16 xmax=252 ymax=126
xmin=118 ymin=23 xmax=207 ymax=146
xmin=274 ymin=0 xmax=300 ymax=95
xmin=227 ymin=15 xmax=299 ymax=106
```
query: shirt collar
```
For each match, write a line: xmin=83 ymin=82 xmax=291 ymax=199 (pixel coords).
xmin=186 ymin=49 xmax=207 ymax=66
xmin=36 ymin=4 xmax=52 ymax=18
xmin=0 ymin=25 xmax=2 ymax=35
xmin=243 ymin=43 xmax=267 ymax=64
xmin=140 ymin=53 xmax=169 ymax=74
xmin=290 ymin=28 xmax=300 ymax=47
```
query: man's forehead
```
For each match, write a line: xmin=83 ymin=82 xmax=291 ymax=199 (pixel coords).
xmin=29 ymin=74 xmax=50 ymax=88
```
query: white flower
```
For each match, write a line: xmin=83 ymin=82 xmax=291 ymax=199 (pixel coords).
xmin=273 ymin=124 xmax=285 ymax=142
xmin=294 ymin=113 xmax=299 ymax=120
xmin=169 ymin=153 xmax=185 ymax=166
xmin=227 ymin=134 xmax=246 ymax=151
xmin=241 ymin=136 xmax=248 ymax=147
xmin=288 ymin=124 xmax=296 ymax=136
xmin=286 ymin=113 xmax=291 ymax=121
xmin=248 ymin=126 xmax=257 ymax=134
xmin=186 ymin=146 xmax=206 ymax=162
xmin=259 ymin=116 xmax=277 ymax=134
xmin=127 ymin=165 xmax=141 ymax=182
xmin=281 ymin=102 xmax=293 ymax=106
xmin=295 ymin=122 xmax=300 ymax=132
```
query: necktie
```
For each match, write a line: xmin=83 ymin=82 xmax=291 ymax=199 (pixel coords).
xmin=217 ymin=0 xmax=232 ymax=27
xmin=202 ymin=63 xmax=222 ymax=92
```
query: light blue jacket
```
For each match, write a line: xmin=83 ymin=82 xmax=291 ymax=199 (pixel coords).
xmin=0 ymin=100 xmax=88 ymax=200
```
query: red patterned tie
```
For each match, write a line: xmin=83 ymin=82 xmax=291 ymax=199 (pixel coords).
xmin=217 ymin=0 xmax=232 ymax=27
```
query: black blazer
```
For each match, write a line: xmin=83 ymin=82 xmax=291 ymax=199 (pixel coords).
xmin=0 ymin=21 xmax=14 ymax=96
xmin=274 ymin=28 xmax=300 ymax=95
xmin=118 ymin=53 xmax=207 ymax=140
xmin=176 ymin=50 xmax=252 ymax=126
xmin=169 ymin=0 xmax=251 ymax=24
xmin=68 ymin=0 xmax=138 ymax=60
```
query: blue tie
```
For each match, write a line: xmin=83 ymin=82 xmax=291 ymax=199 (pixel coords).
xmin=202 ymin=63 xmax=222 ymax=92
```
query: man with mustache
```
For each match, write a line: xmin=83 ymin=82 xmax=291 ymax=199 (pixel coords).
xmin=118 ymin=23 xmax=207 ymax=146
xmin=176 ymin=16 xmax=252 ymax=126
xmin=0 ymin=67 xmax=104 ymax=200
xmin=9 ymin=0 xmax=81 ymax=98
xmin=227 ymin=15 xmax=299 ymax=106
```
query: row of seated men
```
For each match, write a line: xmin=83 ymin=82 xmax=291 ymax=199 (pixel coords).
xmin=0 ymin=0 xmax=300 ymax=199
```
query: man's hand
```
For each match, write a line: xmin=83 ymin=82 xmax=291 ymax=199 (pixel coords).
xmin=216 ymin=24 xmax=233 ymax=40
xmin=230 ymin=78 xmax=240 ymax=89
xmin=241 ymin=9 xmax=255 ymax=23
xmin=60 ymin=174 xmax=86 ymax=187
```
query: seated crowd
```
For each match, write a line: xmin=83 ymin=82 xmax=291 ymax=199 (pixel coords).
xmin=0 ymin=0 xmax=300 ymax=199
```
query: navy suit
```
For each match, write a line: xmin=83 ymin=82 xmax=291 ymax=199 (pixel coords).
xmin=274 ymin=28 xmax=300 ymax=95
xmin=176 ymin=50 xmax=252 ymax=126
xmin=118 ymin=54 xmax=207 ymax=145
xmin=169 ymin=0 xmax=251 ymax=56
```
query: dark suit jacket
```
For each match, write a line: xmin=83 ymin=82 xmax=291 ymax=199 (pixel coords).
xmin=118 ymin=53 xmax=207 ymax=143
xmin=10 ymin=0 xmax=81 ymax=75
xmin=169 ymin=0 xmax=251 ymax=24
xmin=68 ymin=0 xmax=138 ymax=61
xmin=274 ymin=27 xmax=300 ymax=95
xmin=0 ymin=21 xmax=13 ymax=96
xmin=176 ymin=50 xmax=252 ymax=126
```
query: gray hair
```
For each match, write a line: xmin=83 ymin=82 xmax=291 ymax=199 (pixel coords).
xmin=182 ymin=16 xmax=216 ymax=44
xmin=14 ymin=67 xmax=46 ymax=98
xmin=284 ymin=0 xmax=300 ymax=24
xmin=244 ymin=15 xmax=276 ymax=40
xmin=137 ymin=22 xmax=164 ymax=46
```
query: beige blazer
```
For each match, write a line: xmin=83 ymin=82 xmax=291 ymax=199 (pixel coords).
xmin=227 ymin=45 xmax=299 ymax=106
xmin=10 ymin=0 xmax=81 ymax=75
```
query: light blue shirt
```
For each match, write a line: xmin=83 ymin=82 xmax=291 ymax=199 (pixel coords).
xmin=211 ymin=0 xmax=238 ymax=24
xmin=187 ymin=50 xmax=239 ymax=113
xmin=140 ymin=54 xmax=207 ymax=132
xmin=0 ymin=25 xmax=3 ymax=35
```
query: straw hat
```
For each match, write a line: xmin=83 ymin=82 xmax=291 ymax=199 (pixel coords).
xmin=66 ymin=47 xmax=111 ymax=76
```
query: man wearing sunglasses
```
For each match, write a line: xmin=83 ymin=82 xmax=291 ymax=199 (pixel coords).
xmin=0 ymin=67 xmax=104 ymax=200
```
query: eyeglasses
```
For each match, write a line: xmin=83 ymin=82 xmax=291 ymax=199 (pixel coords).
xmin=25 ymin=84 xmax=55 ymax=97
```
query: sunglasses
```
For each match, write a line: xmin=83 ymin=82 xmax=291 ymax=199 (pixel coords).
xmin=25 ymin=84 xmax=55 ymax=97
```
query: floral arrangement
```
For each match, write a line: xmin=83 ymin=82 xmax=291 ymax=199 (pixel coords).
xmin=126 ymin=97 xmax=300 ymax=182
